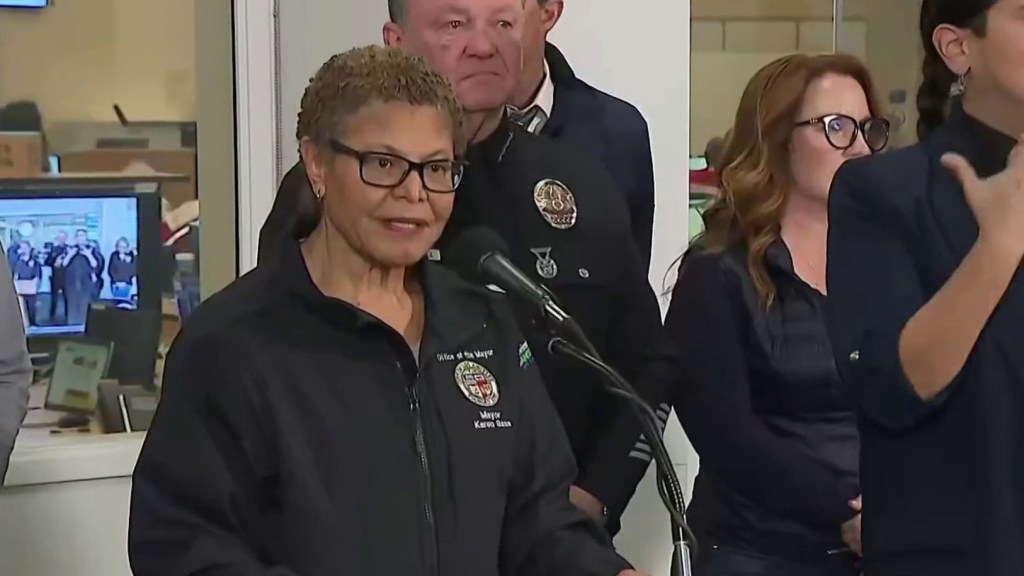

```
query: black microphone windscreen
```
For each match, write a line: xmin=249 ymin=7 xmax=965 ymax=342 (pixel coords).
xmin=444 ymin=226 xmax=510 ymax=282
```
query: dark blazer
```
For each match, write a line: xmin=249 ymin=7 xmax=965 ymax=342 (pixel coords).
xmin=825 ymin=106 xmax=1020 ymax=576
xmin=543 ymin=43 xmax=655 ymax=270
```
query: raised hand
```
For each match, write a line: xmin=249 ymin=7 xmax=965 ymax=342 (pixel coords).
xmin=941 ymin=135 xmax=1024 ymax=259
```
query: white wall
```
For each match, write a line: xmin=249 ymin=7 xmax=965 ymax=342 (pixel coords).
xmin=0 ymin=0 xmax=197 ymax=124
xmin=276 ymin=2 xmax=390 ymax=174
xmin=276 ymin=2 xmax=693 ymax=574
xmin=546 ymin=8 xmax=694 ymax=575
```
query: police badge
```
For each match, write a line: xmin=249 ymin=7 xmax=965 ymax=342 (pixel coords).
xmin=533 ymin=179 xmax=578 ymax=229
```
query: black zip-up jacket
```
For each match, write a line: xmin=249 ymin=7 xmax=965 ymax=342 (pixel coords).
xmin=128 ymin=237 xmax=630 ymax=576
xmin=259 ymin=120 xmax=675 ymax=529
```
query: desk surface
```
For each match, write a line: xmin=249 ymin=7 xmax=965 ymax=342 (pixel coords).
xmin=8 ymin=382 xmax=145 ymax=487
xmin=7 ymin=430 xmax=144 ymax=487
xmin=17 ymin=383 xmax=104 ymax=448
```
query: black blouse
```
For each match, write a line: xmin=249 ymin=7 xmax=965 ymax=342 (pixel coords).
xmin=666 ymin=242 xmax=859 ymax=558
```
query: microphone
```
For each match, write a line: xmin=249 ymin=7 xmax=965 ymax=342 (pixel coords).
xmin=444 ymin=226 xmax=577 ymax=333
xmin=444 ymin=227 xmax=695 ymax=571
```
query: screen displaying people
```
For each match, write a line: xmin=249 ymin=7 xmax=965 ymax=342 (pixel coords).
xmin=0 ymin=197 xmax=139 ymax=335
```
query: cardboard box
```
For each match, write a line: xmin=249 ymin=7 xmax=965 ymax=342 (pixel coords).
xmin=0 ymin=132 xmax=44 ymax=178
xmin=60 ymin=148 xmax=197 ymax=206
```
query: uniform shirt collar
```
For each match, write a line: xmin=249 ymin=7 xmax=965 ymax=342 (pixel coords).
xmin=508 ymin=60 xmax=553 ymax=135
xmin=529 ymin=59 xmax=555 ymax=119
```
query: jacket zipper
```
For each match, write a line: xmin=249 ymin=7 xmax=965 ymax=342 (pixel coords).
xmin=407 ymin=379 xmax=438 ymax=576
xmin=397 ymin=320 xmax=487 ymax=576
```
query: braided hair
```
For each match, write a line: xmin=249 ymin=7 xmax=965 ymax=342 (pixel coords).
xmin=916 ymin=0 xmax=995 ymax=140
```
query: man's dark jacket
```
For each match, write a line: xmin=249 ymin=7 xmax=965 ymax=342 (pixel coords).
xmin=542 ymin=43 xmax=655 ymax=270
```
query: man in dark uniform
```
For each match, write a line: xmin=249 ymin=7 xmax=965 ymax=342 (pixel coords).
xmin=61 ymin=229 xmax=101 ymax=326
xmin=510 ymin=0 xmax=656 ymax=270
xmin=381 ymin=0 xmax=674 ymax=533
xmin=45 ymin=230 xmax=69 ymax=322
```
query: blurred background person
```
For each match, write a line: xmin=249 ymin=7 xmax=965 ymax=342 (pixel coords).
xmin=45 ymin=230 xmax=68 ymax=323
xmin=107 ymin=236 xmax=137 ymax=300
xmin=0 ymin=250 xmax=31 ymax=484
xmin=826 ymin=0 xmax=1024 ymax=574
xmin=129 ymin=45 xmax=641 ymax=576
xmin=60 ymin=229 xmax=101 ymax=326
xmin=511 ymin=0 xmax=655 ymax=269
xmin=12 ymin=241 xmax=40 ymax=329
xmin=89 ymin=240 xmax=106 ymax=300
xmin=5 ymin=232 xmax=20 ymax=271
xmin=665 ymin=53 xmax=890 ymax=576
xmin=703 ymin=131 xmax=731 ymax=172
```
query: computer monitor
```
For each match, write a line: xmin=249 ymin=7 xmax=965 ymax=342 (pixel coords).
xmin=0 ymin=188 xmax=161 ymax=337
xmin=0 ymin=0 xmax=47 ymax=7
xmin=86 ymin=305 xmax=160 ymax=389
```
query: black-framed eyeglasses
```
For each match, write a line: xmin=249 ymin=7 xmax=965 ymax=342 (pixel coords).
xmin=328 ymin=140 xmax=465 ymax=193
xmin=794 ymin=114 xmax=890 ymax=153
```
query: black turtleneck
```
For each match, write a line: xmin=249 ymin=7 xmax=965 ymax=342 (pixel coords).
xmin=956 ymin=105 xmax=1017 ymax=177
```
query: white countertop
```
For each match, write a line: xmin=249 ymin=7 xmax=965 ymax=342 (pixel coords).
xmin=7 ymin=431 xmax=144 ymax=487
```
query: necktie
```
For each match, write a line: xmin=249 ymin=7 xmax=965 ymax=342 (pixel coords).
xmin=507 ymin=105 xmax=548 ymax=135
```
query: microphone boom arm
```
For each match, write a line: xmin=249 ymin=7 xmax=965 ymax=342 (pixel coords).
xmin=547 ymin=336 xmax=695 ymax=576
xmin=470 ymin=244 xmax=694 ymax=571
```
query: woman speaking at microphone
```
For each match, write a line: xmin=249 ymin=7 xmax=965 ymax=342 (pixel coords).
xmin=826 ymin=0 xmax=1024 ymax=574
xmin=128 ymin=46 xmax=640 ymax=576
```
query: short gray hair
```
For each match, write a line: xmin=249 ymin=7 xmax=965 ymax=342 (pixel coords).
xmin=389 ymin=0 xmax=531 ymax=23
xmin=388 ymin=0 xmax=406 ymax=23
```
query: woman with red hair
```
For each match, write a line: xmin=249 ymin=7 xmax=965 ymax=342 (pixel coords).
xmin=665 ymin=53 xmax=890 ymax=576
